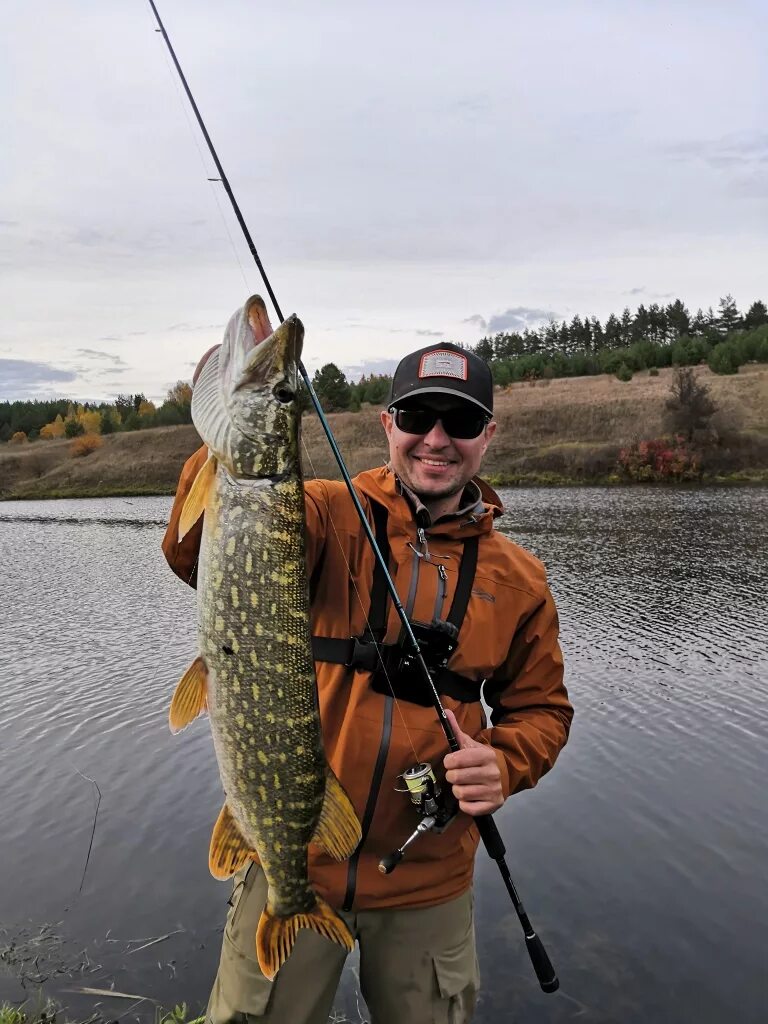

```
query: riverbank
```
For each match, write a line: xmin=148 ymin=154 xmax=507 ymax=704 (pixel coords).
xmin=2 ymin=365 xmax=766 ymax=499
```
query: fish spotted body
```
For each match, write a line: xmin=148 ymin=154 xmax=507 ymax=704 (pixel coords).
xmin=169 ymin=296 xmax=361 ymax=978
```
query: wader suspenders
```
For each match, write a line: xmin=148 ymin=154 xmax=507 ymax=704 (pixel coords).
xmin=312 ymin=501 xmax=481 ymax=706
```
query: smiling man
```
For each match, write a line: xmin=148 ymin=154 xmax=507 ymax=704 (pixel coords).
xmin=163 ymin=332 xmax=573 ymax=1024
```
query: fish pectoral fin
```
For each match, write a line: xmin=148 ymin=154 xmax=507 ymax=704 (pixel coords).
xmin=168 ymin=656 xmax=208 ymax=734
xmin=255 ymin=895 xmax=354 ymax=979
xmin=310 ymin=767 xmax=362 ymax=861
xmin=209 ymin=802 xmax=257 ymax=880
xmin=178 ymin=454 xmax=217 ymax=541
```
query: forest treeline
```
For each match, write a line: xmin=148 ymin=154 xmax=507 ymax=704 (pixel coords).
xmin=3 ymin=294 xmax=767 ymax=440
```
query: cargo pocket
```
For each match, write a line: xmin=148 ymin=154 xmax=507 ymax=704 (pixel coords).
xmin=431 ymin=912 xmax=480 ymax=1024
xmin=208 ymin=863 xmax=274 ymax=1021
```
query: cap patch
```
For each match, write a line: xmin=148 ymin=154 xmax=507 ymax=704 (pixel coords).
xmin=418 ymin=350 xmax=468 ymax=381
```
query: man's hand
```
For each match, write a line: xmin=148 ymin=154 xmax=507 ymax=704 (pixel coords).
xmin=443 ymin=709 xmax=504 ymax=816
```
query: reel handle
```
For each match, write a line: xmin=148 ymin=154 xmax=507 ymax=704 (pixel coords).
xmin=378 ymin=850 xmax=404 ymax=875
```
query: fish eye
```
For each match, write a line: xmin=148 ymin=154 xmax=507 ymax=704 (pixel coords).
xmin=273 ymin=383 xmax=295 ymax=404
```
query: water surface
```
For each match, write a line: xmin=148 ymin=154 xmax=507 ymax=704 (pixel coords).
xmin=1 ymin=489 xmax=766 ymax=1023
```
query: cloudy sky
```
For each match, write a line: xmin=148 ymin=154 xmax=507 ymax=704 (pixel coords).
xmin=2 ymin=0 xmax=766 ymax=402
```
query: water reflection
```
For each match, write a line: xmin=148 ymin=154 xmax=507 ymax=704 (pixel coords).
xmin=1 ymin=489 xmax=766 ymax=1024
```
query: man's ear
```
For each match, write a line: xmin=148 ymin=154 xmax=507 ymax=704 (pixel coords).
xmin=380 ymin=408 xmax=394 ymax=440
xmin=481 ymin=419 xmax=497 ymax=452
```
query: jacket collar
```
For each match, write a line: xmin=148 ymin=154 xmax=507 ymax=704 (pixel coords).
xmin=352 ymin=465 xmax=504 ymax=538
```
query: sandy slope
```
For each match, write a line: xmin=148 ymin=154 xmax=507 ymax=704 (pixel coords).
xmin=2 ymin=365 xmax=766 ymax=499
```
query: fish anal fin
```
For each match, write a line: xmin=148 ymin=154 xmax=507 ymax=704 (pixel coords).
xmin=178 ymin=454 xmax=217 ymax=541
xmin=168 ymin=656 xmax=208 ymax=734
xmin=310 ymin=767 xmax=361 ymax=861
xmin=209 ymin=803 xmax=256 ymax=880
xmin=255 ymin=895 xmax=354 ymax=979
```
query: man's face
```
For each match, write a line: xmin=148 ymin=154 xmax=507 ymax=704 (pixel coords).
xmin=381 ymin=396 xmax=496 ymax=508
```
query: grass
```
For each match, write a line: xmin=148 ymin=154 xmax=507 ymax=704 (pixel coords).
xmin=0 ymin=1002 xmax=205 ymax=1024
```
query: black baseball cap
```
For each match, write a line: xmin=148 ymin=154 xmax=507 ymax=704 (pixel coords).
xmin=389 ymin=342 xmax=493 ymax=416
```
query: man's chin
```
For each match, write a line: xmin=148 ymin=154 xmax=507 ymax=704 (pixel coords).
xmin=408 ymin=474 xmax=463 ymax=502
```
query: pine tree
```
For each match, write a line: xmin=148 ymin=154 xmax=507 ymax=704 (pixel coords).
xmin=604 ymin=313 xmax=621 ymax=349
xmin=716 ymin=295 xmax=742 ymax=336
xmin=666 ymin=299 xmax=691 ymax=340
xmin=313 ymin=364 xmax=351 ymax=412
xmin=743 ymin=300 xmax=768 ymax=330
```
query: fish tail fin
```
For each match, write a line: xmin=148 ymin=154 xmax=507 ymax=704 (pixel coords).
xmin=169 ymin=656 xmax=208 ymax=733
xmin=255 ymin=895 xmax=354 ymax=979
xmin=310 ymin=766 xmax=362 ymax=861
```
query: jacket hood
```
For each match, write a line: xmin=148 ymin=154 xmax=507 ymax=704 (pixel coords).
xmin=351 ymin=465 xmax=504 ymax=539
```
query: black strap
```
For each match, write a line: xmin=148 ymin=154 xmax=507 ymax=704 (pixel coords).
xmin=365 ymin=499 xmax=391 ymax=639
xmin=446 ymin=533 xmax=478 ymax=630
xmin=311 ymin=501 xmax=483 ymax=705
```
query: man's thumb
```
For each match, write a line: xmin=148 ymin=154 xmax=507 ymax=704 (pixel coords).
xmin=444 ymin=708 xmax=475 ymax=749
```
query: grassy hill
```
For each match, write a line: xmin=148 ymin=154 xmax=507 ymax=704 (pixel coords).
xmin=2 ymin=364 xmax=767 ymax=500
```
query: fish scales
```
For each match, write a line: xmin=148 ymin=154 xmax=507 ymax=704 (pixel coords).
xmin=201 ymin=471 xmax=324 ymax=915
xmin=170 ymin=297 xmax=361 ymax=978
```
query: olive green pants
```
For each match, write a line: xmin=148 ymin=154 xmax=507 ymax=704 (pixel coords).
xmin=206 ymin=864 xmax=480 ymax=1024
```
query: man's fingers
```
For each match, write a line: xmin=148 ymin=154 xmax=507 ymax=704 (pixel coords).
xmin=444 ymin=747 xmax=493 ymax=772
xmin=444 ymin=764 xmax=497 ymax=785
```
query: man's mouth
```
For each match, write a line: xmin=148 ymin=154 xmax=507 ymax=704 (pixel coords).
xmin=413 ymin=456 xmax=455 ymax=468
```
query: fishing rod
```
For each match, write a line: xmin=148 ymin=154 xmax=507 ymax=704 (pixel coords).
xmin=147 ymin=0 xmax=559 ymax=993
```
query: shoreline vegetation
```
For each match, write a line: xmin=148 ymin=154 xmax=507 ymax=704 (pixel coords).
xmin=1 ymin=365 xmax=766 ymax=500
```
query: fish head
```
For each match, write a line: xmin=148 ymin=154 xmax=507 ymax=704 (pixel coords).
xmin=192 ymin=296 xmax=305 ymax=478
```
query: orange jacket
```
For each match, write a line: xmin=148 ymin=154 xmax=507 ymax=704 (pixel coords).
xmin=162 ymin=447 xmax=573 ymax=911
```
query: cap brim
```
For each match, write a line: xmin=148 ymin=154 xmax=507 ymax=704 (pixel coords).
xmin=390 ymin=386 xmax=492 ymax=417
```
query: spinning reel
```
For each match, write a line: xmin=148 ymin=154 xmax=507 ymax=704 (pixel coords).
xmin=378 ymin=762 xmax=458 ymax=874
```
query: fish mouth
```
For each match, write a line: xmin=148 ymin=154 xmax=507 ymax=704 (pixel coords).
xmin=233 ymin=309 xmax=303 ymax=392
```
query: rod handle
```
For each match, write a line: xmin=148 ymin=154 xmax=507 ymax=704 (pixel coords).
xmin=475 ymin=814 xmax=506 ymax=860
xmin=525 ymin=932 xmax=559 ymax=992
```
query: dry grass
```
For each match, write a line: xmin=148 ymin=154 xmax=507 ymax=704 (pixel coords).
xmin=2 ymin=365 xmax=766 ymax=498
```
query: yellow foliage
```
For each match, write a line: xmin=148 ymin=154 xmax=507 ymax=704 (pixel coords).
xmin=9 ymin=431 xmax=28 ymax=444
xmin=167 ymin=381 xmax=193 ymax=405
xmin=79 ymin=410 xmax=102 ymax=434
xmin=69 ymin=434 xmax=103 ymax=458
xmin=41 ymin=414 xmax=66 ymax=439
xmin=138 ymin=399 xmax=157 ymax=416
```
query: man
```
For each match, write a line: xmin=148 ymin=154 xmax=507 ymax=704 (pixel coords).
xmin=162 ymin=325 xmax=573 ymax=1024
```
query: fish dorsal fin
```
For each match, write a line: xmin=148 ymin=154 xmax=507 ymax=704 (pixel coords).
xmin=178 ymin=454 xmax=217 ymax=541
xmin=310 ymin=767 xmax=362 ymax=861
xmin=168 ymin=656 xmax=208 ymax=734
xmin=256 ymin=894 xmax=354 ymax=979
xmin=209 ymin=803 xmax=257 ymax=880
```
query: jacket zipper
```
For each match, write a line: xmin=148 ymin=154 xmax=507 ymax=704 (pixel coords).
xmin=341 ymin=529 xmax=423 ymax=911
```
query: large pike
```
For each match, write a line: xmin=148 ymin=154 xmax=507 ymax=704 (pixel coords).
xmin=169 ymin=296 xmax=361 ymax=978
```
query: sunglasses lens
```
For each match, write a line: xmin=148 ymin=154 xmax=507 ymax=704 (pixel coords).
xmin=394 ymin=408 xmax=436 ymax=434
xmin=393 ymin=407 xmax=487 ymax=439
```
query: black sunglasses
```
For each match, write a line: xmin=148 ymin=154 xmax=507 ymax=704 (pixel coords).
xmin=390 ymin=405 xmax=490 ymax=440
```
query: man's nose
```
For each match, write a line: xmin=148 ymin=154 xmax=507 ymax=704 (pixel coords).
xmin=422 ymin=417 xmax=452 ymax=446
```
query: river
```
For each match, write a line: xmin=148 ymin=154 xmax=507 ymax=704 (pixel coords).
xmin=1 ymin=488 xmax=766 ymax=1024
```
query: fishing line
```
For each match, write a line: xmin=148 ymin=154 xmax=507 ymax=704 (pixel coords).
xmin=300 ymin=438 xmax=422 ymax=766
xmin=146 ymin=0 xmax=559 ymax=992
xmin=152 ymin=20 xmax=252 ymax=294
